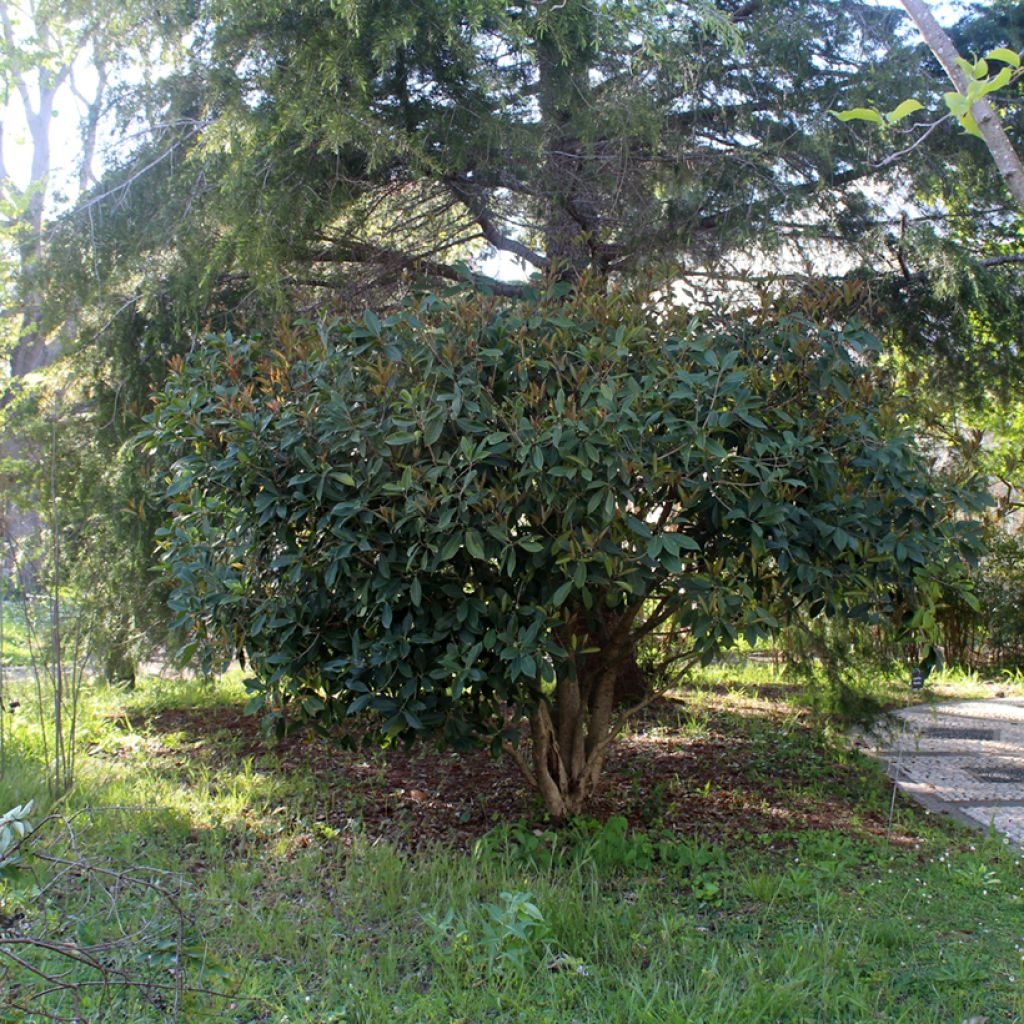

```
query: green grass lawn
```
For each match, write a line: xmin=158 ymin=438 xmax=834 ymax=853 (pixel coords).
xmin=0 ymin=599 xmax=38 ymax=668
xmin=1 ymin=667 xmax=1023 ymax=1023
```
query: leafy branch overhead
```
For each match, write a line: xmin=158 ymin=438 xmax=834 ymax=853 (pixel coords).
xmin=834 ymin=0 xmax=1024 ymax=212
xmin=832 ymin=47 xmax=1022 ymax=138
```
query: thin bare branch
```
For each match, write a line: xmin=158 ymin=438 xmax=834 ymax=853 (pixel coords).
xmin=502 ymin=738 xmax=538 ymax=789
xmin=446 ymin=177 xmax=550 ymax=270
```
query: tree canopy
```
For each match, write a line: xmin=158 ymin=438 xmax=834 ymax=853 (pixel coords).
xmin=34 ymin=3 xmax=915 ymax=288
xmin=31 ymin=0 xmax=1018 ymax=408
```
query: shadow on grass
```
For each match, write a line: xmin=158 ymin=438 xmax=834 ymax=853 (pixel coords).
xmin=116 ymin=690 xmax=923 ymax=851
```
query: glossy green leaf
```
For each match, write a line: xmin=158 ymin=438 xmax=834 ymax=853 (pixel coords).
xmin=464 ymin=529 xmax=486 ymax=560
xmin=364 ymin=310 xmax=382 ymax=336
xmin=885 ymin=99 xmax=923 ymax=124
xmin=830 ymin=107 xmax=884 ymax=125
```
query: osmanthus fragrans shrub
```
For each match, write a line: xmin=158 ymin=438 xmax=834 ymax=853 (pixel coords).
xmin=143 ymin=285 xmax=983 ymax=820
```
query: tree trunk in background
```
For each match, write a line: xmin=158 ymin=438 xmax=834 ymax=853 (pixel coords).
xmin=0 ymin=6 xmax=104 ymax=584
xmin=579 ymin=623 xmax=649 ymax=707
xmin=534 ymin=6 xmax=649 ymax=708
xmin=536 ymin=27 xmax=597 ymax=275
xmin=0 ymin=92 xmax=53 ymax=585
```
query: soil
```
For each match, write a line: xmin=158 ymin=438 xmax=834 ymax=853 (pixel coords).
xmin=121 ymin=695 xmax=921 ymax=851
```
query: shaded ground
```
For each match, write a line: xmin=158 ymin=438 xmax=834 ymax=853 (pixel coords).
xmin=112 ymin=692 xmax=919 ymax=850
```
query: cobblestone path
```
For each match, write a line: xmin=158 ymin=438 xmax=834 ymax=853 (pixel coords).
xmin=856 ymin=698 xmax=1024 ymax=844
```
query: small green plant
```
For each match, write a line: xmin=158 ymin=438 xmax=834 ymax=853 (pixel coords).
xmin=775 ymin=864 xmax=820 ymax=901
xmin=421 ymin=907 xmax=472 ymax=947
xmin=493 ymin=822 xmax=565 ymax=873
xmin=795 ymin=830 xmax=860 ymax=880
xmin=576 ymin=815 xmax=656 ymax=873
xmin=0 ymin=800 xmax=33 ymax=877
xmin=660 ymin=834 xmax=727 ymax=903
xmin=950 ymin=859 xmax=1001 ymax=892
xmin=479 ymin=890 xmax=550 ymax=969
xmin=737 ymin=868 xmax=783 ymax=904
xmin=423 ymin=890 xmax=552 ymax=974
xmin=485 ymin=817 xmax=727 ymax=904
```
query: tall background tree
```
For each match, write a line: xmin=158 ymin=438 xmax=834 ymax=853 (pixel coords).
xmin=10 ymin=0 xmax=1022 ymax=680
xmin=0 ymin=0 xmax=191 ymax=677
xmin=38 ymin=0 xmax=1023 ymax=394
xmin=0 ymin=0 xmax=110 ymax=579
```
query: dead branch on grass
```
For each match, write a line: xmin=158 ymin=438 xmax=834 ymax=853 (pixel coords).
xmin=0 ymin=807 xmax=248 ymax=1021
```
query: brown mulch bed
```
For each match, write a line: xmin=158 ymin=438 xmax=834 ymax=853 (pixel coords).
xmin=117 ymin=697 xmax=917 ymax=851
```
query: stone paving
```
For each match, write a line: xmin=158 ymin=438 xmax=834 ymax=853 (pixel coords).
xmin=853 ymin=698 xmax=1024 ymax=845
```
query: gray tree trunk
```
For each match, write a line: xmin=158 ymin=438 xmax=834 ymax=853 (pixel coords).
xmin=0 ymin=5 xmax=105 ymax=583
xmin=899 ymin=0 xmax=1024 ymax=210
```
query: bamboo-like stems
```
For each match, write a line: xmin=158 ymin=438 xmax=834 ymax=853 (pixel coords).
xmin=0 ymin=498 xmax=6 ymax=778
xmin=10 ymin=391 xmax=89 ymax=796
xmin=49 ymin=405 xmax=65 ymax=795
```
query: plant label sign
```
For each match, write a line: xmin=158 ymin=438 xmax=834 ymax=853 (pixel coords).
xmin=910 ymin=669 xmax=924 ymax=691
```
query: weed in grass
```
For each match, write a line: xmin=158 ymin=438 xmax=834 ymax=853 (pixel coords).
xmin=428 ymin=889 xmax=553 ymax=973
xmin=949 ymin=856 xmax=1003 ymax=892
xmin=737 ymin=867 xmax=782 ymax=904
xmin=775 ymin=864 xmax=820 ymax=900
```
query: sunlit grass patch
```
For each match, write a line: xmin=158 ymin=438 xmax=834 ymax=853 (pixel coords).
xmin=2 ymin=665 xmax=1023 ymax=1022
xmin=0 ymin=598 xmax=38 ymax=667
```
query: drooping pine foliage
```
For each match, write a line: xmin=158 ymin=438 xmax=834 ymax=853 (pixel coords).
xmin=17 ymin=0 xmax=1023 ymax=679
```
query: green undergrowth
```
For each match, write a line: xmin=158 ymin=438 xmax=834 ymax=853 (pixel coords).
xmin=1 ymin=670 xmax=1023 ymax=1023
xmin=688 ymin=654 xmax=1024 ymax=716
xmin=0 ymin=599 xmax=36 ymax=668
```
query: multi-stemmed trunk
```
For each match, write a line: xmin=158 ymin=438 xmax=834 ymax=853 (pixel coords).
xmin=529 ymin=667 xmax=618 ymax=820
xmin=509 ymin=608 xmax=648 ymax=822
xmin=512 ymin=14 xmax=651 ymax=822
